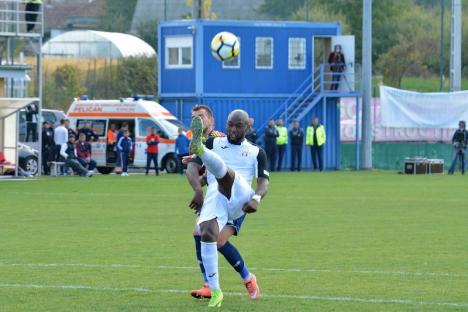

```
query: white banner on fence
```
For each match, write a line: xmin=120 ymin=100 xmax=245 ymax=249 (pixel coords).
xmin=380 ymin=86 xmax=468 ymax=128
xmin=340 ymin=97 xmax=454 ymax=142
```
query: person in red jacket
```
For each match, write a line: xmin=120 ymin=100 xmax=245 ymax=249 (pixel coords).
xmin=145 ymin=127 xmax=160 ymax=175
xmin=76 ymin=132 xmax=97 ymax=171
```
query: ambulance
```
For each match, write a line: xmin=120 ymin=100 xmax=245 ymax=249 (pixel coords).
xmin=67 ymin=97 xmax=187 ymax=174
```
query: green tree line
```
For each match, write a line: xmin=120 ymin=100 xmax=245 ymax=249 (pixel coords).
xmin=43 ymin=57 xmax=157 ymax=111
xmin=262 ymin=0 xmax=468 ymax=87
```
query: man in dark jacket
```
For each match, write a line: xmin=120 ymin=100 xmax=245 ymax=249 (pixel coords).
xmin=76 ymin=133 xmax=97 ymax=171
xmin=77 ymin=121 xmax=99 ymax=142
xmin=175 ymin=127 xmax=190 ymax=175
xmin=25 ymin=103 xmax=38 ymax=142
xmin=117 ymin=129 xmax=132 ymax=176
xmin=41 ymin=121 xmax=54 ymax=175
xmin=245 ymin=118 xmax=257 ymax=144
xmin=64 ymin=119 xmax=77 ymax=138
xmin=289 ymin=120 xmax=304 ymax=171
xmin=264 ymin=118 xmax=279 ymax=171
xmin=328 ymin=44 xmax=346 ymax=91
xmin=60 ymin=134 xmax=92 ymax=177
xmin=25 ymin=0 xmax=41 ymax=32
xmin=448 ymin=120 xmax=468 ymax=175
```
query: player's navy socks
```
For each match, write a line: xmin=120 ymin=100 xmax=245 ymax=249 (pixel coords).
xmin=218 ymin=241 xmax=251 ymax=281
xmin=194 ymin=235 xmax=208 ymax=283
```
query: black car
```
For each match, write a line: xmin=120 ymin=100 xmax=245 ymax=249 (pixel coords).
xmin=19 ymin=143 xmax=39 ymax=175
xmin=3 ymin=144 xmax=39 ymax=176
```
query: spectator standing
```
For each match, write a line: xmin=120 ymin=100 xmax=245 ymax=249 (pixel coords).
xmin=289 ymin=120 xmax=304 ymax=171
xmin=145 ymin=127 xmax=160 ymax=176
xmin=41 ymin=121 xmax=54 ymax=175
xmin=107 ymin=123 xmax=117 ymax=145
xmin=328 ymin=44 xmax=346 ymax=91
xmin=106 ymin=123 xmax=118 ymax=161
xmin=54 ymin=119 xmax=68 ymax=174
xmin=306 ymin=117 xmax=326 ymax=171
xmin=64 ymin=119 xmax=76 ymax=138
xmin=60 ymin=134 xmax=92 ymax=177
xmin=78 ymin=121 xmax=98 ymax=142
xmin=264 ymin=119 xmax=279 ymax=171
xmin=245 ymin=118 xmax=257 ymax=144
xmin=116 ymin=122 xmax=129 ymax=143
xmin=25 ymin=0 xmax=41 ymax=32
xmin=25 ymin=103 xmax=38 ymax=142
xmin=276 ymin=118 xmax=288 ymax=171
xmin=448 ymin=120 xmax=468 ymax=175
xmin=115 ymin=123 xmax=129 ymax=172
xmin=175 ymin=127 xmax=190 ymax=175
xmin=76 ymin=133 xmax=97 ymax=171
xmin=117 ymin=130 xmax=132 ymax=176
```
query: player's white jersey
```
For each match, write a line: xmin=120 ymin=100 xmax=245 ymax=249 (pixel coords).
xmin=209 ymin=137 xmax=261 ymax=186
xmin=194 ymin=136 xmax=269 ymax=188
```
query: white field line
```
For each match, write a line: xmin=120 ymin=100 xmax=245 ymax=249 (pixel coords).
xmin=1 ymin=262 xmax=468 ymax=279
xmin=0 ymin=283 xmax=467 ymax=308
xmin=3 ymin=191 xmax=180 ymax=198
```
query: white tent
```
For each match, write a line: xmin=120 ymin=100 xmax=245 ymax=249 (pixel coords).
xmin=41 ymin=30 xmax=156 ymax=59
xmin=0 ymin=98 xmax=38 ymax=176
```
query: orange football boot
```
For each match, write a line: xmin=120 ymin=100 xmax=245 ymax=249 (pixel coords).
xmin=190 ymin=283 xmax=212 ymax=299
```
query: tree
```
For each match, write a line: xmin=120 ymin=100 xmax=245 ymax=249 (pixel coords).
xmin=260 ymin=0 xmax=305 ymax=19
xmin=185 ymin=0 xmax=216 ymax=19
xmin=100 ymin=0 xmax=139 ymax=33
xmin=44 ymin=64 xmax=86 ymax=111
xmin=135 ymin=19 xmax=158 ymax=50
xmin=262 ymin=0 xmax=414 ymax=65
xmin=115 ymin=57 xmax=157 ymax=97
xmin=376 ymin=4 xmax=446 ymax=87
xmin=291 ymin=3 xmax=350 ymax=34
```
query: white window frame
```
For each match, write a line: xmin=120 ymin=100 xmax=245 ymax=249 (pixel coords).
xmin=222 ymin=37 xmax=241 ymax=69
xmin=165 ymin=36 xmax=193 ymax=69
xmin=288 ymin=37 xmax=306 ymax=70
xmin=255 ymin=37 xmax=274 ymax=69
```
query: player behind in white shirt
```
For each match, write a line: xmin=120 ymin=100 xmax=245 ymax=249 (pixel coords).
xmin=189 ymin=109 xmax=270 ymax=307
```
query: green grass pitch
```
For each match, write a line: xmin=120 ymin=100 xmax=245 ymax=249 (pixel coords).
xmin=1 ymin=171 xmax=467 ymax=311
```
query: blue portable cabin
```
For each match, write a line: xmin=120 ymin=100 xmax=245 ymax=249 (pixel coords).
xmin=158 ymin=19 xmax=360 ymax=170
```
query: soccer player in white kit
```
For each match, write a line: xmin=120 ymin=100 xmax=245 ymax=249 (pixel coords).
xmin=189 ymin=109 xmax=270 ymax=307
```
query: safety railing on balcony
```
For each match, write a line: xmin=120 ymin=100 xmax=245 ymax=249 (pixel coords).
xmin=321 ymin=63 xmax=362 ymax=94
xmin=0 ymin=0 xmax=43 ymax=37
xmin=257 ymin=66 xmax=321 ymax=137
xmin=257 ymin=64 xmax=361 ymax=140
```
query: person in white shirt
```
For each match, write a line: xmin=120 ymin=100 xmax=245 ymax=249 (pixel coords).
xmin=60 ymin=134 xmax=92 ymax=177
xmin=188 ymin=110 xmax=270 ymax=307
xmin=54 ymin=119 xmax=71 ymax=175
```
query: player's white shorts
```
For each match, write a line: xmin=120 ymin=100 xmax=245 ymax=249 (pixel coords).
xmin=198 ymin=172 xmax=254 ymax=232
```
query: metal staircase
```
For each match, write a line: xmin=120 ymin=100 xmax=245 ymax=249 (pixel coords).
xmin=257 ymin=65 xmax=325 ymax=138
xmin=257 ymin=64 xmax=361 ymax=140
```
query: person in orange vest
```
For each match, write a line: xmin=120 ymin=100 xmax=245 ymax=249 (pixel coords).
xmin=145 ymin=127 xmax=160 ymax=176
xmin=107 ymin=123 xmax=117 ymax=145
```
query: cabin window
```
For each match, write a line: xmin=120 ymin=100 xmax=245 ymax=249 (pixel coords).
xmin=76 ymin=119 xmax=107 ymax=137
xmin=165 ymin=36 xmax=193 ymax=69
xmin=255 ymin=37 xmax=273 ymax=69
xmin=288 ymin=38 xmax=306 ymax=69
xmin=138 ymin=118 xmax=168 ymax=139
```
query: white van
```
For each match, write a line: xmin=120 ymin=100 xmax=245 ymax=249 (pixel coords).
xmin=67 ymin=98 xmax=187 ymax=174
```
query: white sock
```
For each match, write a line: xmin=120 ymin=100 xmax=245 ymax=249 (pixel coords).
xmin=199 ymin=149 xmax=227 ymax=179
xmin=201 ymin=241 xmax=220 ymax=290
